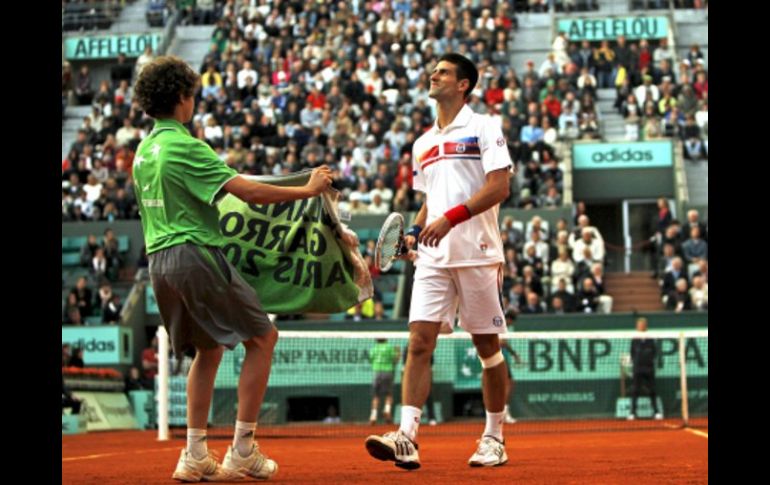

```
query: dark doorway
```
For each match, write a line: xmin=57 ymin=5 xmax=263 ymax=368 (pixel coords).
xmin=584 ymin=202 xmax=624 ymax=273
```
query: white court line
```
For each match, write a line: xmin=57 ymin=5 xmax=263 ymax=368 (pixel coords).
xmin=685 ymin=428 xmax=708 ymax=439
xmin=62 ymin=446 xmax=180 ymax=462
xmin=663 ymin=423 xmax=680 ymax=429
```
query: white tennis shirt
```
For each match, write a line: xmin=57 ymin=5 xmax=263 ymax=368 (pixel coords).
xmin=412 ymin=104 xmax=513 ymax=268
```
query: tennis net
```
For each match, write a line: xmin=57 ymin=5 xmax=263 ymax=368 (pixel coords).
xmin=158 ymin=329 xmax=707 ymax=438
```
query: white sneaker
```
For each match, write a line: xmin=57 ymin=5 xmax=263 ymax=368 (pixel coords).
xmin=171 ymin=449 xmax=244 ymax=482
xmin=222 ymin=443 xmax=278 ymax=480
xmin=468 ymin=435 xmax=508 ymax=467
xmin=654 ymin=413 xmax=663 ymax=420
xmin=365 ymin=430 xmax=421 ymax=470
xmin=627 ymin=414 xmax=636 ymax=421
xmin=504 ymin=414 xmax=517 ymax=424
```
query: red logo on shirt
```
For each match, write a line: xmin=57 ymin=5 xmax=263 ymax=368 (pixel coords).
xmin=496 ymin=137 xmax=506 ymax=147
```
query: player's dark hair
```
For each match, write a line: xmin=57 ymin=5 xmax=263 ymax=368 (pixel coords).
xmin=438 ymin=53 xmax=478 ymax=99
xmin=134 ymin=56 xmax=199 ymax=118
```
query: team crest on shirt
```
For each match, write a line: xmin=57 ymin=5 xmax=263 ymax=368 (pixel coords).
xmin=493 ymin=316 xmax=503 ymax=327
xmin=496 ymin=137 xmax=506 ymax=147
xmin=456 ymin=143 xmax=466 ymax=153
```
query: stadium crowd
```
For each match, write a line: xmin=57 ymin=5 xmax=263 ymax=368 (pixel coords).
xmin=61 ymin=1 xmax=708 ymax=321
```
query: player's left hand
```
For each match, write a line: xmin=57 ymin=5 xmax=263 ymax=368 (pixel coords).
xmin=419 ymin=216 xmax=452 ymax=247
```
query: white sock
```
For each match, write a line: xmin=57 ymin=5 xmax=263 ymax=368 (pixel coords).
xmin=187 ymin=428 xmax=208 ymax=460
xmin=383 ymin=403 xmax=392 ymax=415
xmin=399 ymin=405 xmax=422 ymax=441
xmin=483 ymin=410 xmax=506 ymax=442
xmin=504 ymin=404 xmax=512 ymax=417
xmin=370 ymin=408 xmax=378 ymax=421
xmin=233 ymin=420 xmax=257 ymax=457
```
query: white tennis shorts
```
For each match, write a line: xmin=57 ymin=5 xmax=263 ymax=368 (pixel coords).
xmin=408 ymin=263 xmax=505 ymax=334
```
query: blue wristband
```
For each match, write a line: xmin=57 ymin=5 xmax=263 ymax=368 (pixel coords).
xmin=406 ymin=225 xmax=422 ymax=239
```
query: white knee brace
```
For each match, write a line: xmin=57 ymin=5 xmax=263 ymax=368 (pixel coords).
xmin=479 ymin=350 xmax=504 ymax=369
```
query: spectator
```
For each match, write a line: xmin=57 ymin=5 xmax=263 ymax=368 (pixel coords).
xmin=500 ymin=216 xmax=525 ymax=252
xmin=102 ymin=295 xmax=123 ymax=324
xmin=550 ymin=247 xmax=575 ymax=293
xmin=521 ymin=266 xmax=544 ymax=298
xmin=682 ymin=210 xmax=708 ymax=242
xmin=572 ymin=228 xmax=605 ymax=264
xmin=656 ymin=197 xmax=672 ymax=236
xmin=551 ymin=278 xmax=576 ymax=313
xmin=682 ymin=226 xmax=708 ymax=264
xmin=522 ymin=245 xmax=546 ymax=278
xmin=666 ymin=278 xmax=692 ymax=313
xmin=110 ymin=53 xmax=134 ymax=88
xmin=91 ymin=247 xmax=109 ymax=283
xmin=62 ymin=344 xmax=72 ymax=367
xmin=70 ymin=276 xmax=93 ymax=317
xmin=521 ymin=291 xmax=544 ymax=314
xmin=79 ymin=234 xmax=100 ymax=267
xmin=63 ymin=293 xmax=82 ymax=325
xmin=590 ymin=263 xmax=605 ymax=295
xmin=689 ymin=275 xmax=708 ymax=311
xmin=634 ymin=74 xmax=660 ymax=109
xmin=75 ymin=65 xmax=94 ymax=105
xmin=661 ymin=257 xmax=687 ymax=295
xmin=125 ymin=367 xmax=148 ymax=392
xmin=593 ymin=41 xmax=615 ymax=88
xmin=549 ymin=296 xmax=567 ymax=314
xmin=135 ymin=46 xmax=155 ymax=77
xmin=524 ymin=230 xmax=550 ymax=265
xmin=652 ymin=38 xmax=674 ymax=69
xmin=368 ymin=193 xmax=390 ymax=215
xmin=508 ymin=281 xmax=526 ymax=315
xmin=142 ymin=336 xmax=159 ymax=383
xmin=682 ymin=115 xmax=705 ymax=160
xmin=576 ymin=277 xmax=601 ymax=313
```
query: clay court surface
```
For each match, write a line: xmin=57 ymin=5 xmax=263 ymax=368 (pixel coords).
xmin=62 ymin=421 xmax=707 ymax=484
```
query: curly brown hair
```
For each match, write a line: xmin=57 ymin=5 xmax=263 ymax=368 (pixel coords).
xmin=134 ymin=56 xmax=199 ymax=118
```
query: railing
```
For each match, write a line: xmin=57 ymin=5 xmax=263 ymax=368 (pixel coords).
xmin=157 ymin=8 xmax=182 ymax=55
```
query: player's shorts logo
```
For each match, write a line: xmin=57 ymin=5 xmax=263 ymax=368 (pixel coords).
xmin=496 ymin=137 xmax=506 ymax=147
xmin=480 ymin=242 xmax=488 ymax=252
xmin=493 ymin=316 xmax=503 ymax=327
xmin=456 ymin=143 xmax=466 ymax=153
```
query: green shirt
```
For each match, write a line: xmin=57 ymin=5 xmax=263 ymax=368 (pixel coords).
xmin=371 ymin=342 xmax=397 ymax=373
xmin=133 ymin=118 xmax=237 ymax=254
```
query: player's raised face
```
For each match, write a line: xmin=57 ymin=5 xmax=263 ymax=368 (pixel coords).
xmin=429 ymin=61 xmax=467 ymax=100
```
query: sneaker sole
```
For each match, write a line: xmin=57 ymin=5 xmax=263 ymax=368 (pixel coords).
xmin=469 ymin=459 xmax=508 ymax=467
xmin=172 ymin=470 xmax=202 ymax=482
xmin=365 ymin=437 xmax=421 ymax=470
xmin=365 ymin=437 xmax=396 ymax=462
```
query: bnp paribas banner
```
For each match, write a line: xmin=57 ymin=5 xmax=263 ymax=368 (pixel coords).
xmin=456 ymin=335 xmax=708 ymax=418
xmin=215 ymin=337 xmax=457 ymax=389
xmin=558 ymin=16 xmax=669 ymax=41
xmin=216 ymin=172 xmax=373 ymax=314
xmin=572 ymin=140 xmax=673 ymax=170
xmin=455 ymin=335 xmax=708 ymax=388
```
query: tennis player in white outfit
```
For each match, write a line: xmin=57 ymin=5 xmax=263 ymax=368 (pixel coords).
xmin=365 ymin=52 xmax=514 ymax=470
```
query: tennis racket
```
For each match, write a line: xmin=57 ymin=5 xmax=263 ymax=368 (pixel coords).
xmin=374 ymin=212 xmax=408 ymax=272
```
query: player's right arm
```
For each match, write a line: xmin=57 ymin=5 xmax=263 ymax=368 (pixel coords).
xmin=224 ymin=166 xmax=332 ymax=204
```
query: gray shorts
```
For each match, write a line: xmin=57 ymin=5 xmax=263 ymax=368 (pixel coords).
xmin=372 ymin=371 xmax=394 ymax=397
xmin=148 ymin=243 xmax=274 ymax=356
